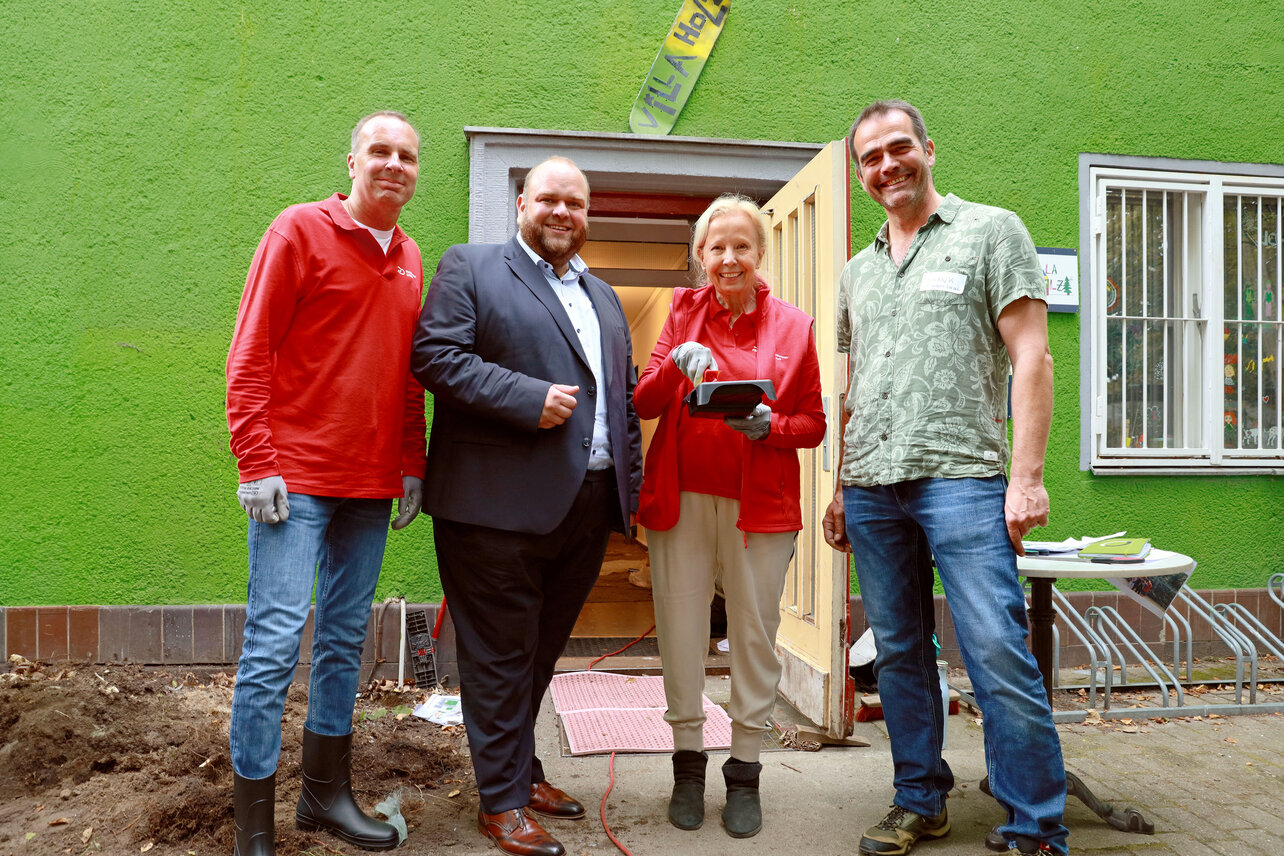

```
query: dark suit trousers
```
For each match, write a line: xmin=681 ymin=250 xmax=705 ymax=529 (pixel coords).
xmin=434 ymin=470 xmax=619 ymax=813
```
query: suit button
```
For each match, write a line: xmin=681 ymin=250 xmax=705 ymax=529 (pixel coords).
xmin=588 ymin=386 xmax=596 ymax=396
xmin=582 ymin=438 xmax=591 ymax=448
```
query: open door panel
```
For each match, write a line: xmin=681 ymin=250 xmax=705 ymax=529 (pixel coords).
xmin=763 ymin=140 xmax=854 ymax=737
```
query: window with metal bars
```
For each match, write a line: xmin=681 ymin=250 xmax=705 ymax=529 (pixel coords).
xmin=1083 ymin=158 xmax=1284 ymax=472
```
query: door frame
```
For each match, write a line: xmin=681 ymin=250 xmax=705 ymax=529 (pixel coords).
xmin=465 ymin=127 xmax=822 ymax=242
xmin=465 ymin=126 xmax=826 ymax=644
xmin=463 ymin=127 xmax=850 ymax=718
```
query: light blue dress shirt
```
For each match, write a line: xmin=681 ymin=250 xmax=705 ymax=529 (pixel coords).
xmin=516 ymin=235 xmax=614 ymax=471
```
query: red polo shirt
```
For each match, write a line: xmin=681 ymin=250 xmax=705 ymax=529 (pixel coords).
xmin=226 ymin=194 xmax=426 ymax=497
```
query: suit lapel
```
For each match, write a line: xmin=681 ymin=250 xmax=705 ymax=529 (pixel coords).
xmin=503 ymin=239 xmax=590 ymax=369
xmin=584 ymin=277 xmax=616 ymax=382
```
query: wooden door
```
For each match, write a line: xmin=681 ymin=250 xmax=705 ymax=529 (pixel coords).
xmin=763 ymin=140 xmax=854 ymax=737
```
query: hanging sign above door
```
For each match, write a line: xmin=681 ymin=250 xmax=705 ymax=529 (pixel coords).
xmin=628 ymin=0 xmax=730 ymax=135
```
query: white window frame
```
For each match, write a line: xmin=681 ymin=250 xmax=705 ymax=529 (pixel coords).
xmin=1079 ymin=153 xmax=1284 ymax=475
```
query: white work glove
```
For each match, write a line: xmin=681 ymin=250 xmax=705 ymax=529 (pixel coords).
xmin=724 ymin=403 xmax=772 ymax=441
xmin=391 ymin=476 xmax=423 ymax=530
xmin=671 ymin=341 xmax=717 ymax=386
xmin=237 ymin=475 xmax=290 ymax=524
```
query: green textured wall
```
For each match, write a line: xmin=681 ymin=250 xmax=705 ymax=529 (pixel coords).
xmin=2 ymin=1 xmax=1281 ymax=606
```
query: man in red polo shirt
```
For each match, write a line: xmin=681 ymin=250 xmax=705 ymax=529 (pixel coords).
xmin=225 ymin=110 xmax=426 ymax=855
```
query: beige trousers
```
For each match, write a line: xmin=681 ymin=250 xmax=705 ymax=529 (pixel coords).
xmin=648 ymin=491 xmax=797 ymax=762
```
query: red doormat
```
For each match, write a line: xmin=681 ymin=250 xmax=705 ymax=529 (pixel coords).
xmin=549 ymin=671 xmax=733 ymax=755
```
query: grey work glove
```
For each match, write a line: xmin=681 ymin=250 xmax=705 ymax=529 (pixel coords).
xmin=671 ymin=341 xmax=717 ymax=386
xmin=237 ymin=475 xmax=290 ymax=524
xmin=391 ymin=476 xmax=423 ymax=530
xmin=724 ymin=403 xmax=772 ymax=441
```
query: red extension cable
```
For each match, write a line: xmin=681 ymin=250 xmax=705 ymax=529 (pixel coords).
xmin=586 ymin=624 xmax=655 ymax=855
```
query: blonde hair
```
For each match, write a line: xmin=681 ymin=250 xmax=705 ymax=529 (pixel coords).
xmin=690 ymin=194 xmax=768 ymax=287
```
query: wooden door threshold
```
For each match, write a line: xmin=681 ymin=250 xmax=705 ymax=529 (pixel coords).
xmin=554 ymin=637 xmax=730 ymax=675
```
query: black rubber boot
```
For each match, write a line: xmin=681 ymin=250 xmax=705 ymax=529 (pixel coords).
xmin=667 ymin=750 xmax=708 ymax=830
xmin=233 ymin=771 xmax=275 ymax=856
xmin=721 ymin=757 xmax=763 ymax=839
xmin=295 ymin=728 xmax=399 ymax=851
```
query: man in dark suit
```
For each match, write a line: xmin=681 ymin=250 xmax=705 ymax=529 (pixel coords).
xmin=411 ymin=156 xmax=642 ymax=856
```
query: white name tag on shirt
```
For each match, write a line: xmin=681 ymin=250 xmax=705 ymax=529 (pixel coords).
xmin=920 ymin=271 xmax=967 ymax=294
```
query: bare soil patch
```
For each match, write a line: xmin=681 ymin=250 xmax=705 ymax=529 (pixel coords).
xmin=0 ymin=658 xmax=475 ymax=856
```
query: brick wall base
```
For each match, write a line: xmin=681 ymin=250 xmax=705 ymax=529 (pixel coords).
xmin=4 ymin=588 xmax=1280 ymax=686
xmin=1 ymin=601 xmax=450 ymax=686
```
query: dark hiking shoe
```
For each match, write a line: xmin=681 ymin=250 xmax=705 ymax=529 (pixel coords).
xmin=1013 ymin=835 xmax=1055 ymax=854
xmin=858 ymin=805 xmax=950 ymax=855
xmin=987 ymin=827 xmax=1056 ymax=854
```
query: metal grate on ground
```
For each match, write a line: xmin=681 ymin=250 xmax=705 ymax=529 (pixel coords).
xmin=559 ymin=637 xmax=661 ymax=658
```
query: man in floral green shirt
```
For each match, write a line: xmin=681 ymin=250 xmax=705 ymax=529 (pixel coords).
xmin=822 ymin=100 xmax=1067 ymax=856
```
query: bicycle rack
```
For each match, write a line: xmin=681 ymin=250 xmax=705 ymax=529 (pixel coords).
xmin=1175 ymin=588 xmax=1258 ymax=705
xmin=1046 ymin=586 xmax=1110 ymax=709
xmin=1213 ymin=602 xmax=1284 ymax=662
xmin=1085 ymin=605 xmax=1184 ymax=709
xmin=1268 ymin=572 xmax=1284 ymax=610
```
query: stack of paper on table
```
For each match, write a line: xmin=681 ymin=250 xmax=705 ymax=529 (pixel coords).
xmin=1022 ymin=531 xmax=1126 ymax=555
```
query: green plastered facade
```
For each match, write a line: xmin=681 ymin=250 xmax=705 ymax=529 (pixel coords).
xmin=2 ymin=1 xmax=1281 ymax=607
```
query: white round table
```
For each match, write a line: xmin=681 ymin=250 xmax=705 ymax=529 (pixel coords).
xmin=1018 ymin=549 xmax=1197 ymax=701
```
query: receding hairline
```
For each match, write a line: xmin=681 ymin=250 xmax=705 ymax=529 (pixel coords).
xmin=521 ymin=156 xmax=591 ymax=202
xmin=847 ymin=99 xmax=929 ymax=166
xmin=350 ymin=110 xmax=420 ymax=154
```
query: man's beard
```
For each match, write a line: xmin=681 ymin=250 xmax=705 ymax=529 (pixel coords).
xmin=520 ymin=218 xmax=586 ymax=268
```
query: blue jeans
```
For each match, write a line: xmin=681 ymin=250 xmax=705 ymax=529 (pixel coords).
xmin=843 ymin=477 xmax=1068 ymax=853
xmin=229 ymin=493 xmax=391 ymax=779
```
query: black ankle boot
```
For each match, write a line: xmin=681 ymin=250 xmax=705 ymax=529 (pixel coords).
xmin=721 ymin=756 xmax=762 ymax=838
xmin=668 ymin=750 xmax=707 ymax=830
xmin=233 ymin=771 xmax=275 ymax=856
xmin=295 ymin=728 xmax=399 ymax=851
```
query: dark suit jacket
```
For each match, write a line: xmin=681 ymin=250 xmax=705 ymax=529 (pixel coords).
xmin=411 ymin=237 xmax=642 ymax=535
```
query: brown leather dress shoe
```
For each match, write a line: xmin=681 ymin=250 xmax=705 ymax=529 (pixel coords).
xmin=528 ymin=781 xmax=587 ymax=820
xmin=477 ymin=808 xmax=565 ymax=856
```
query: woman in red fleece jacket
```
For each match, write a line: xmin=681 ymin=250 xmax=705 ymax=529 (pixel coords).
xmin=634 ymin=194 xmax=825 ymax=839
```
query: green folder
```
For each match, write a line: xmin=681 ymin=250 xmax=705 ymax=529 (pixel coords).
xmin=1077 ymin=537 xmax=1152 ymax=563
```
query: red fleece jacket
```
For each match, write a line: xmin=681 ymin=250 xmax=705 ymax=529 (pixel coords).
xmin=634 ymin=281 xmax=825 ymax=532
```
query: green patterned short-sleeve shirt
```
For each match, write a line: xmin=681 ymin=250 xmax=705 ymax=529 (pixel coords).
xmin=837 ymin=194 xmax=1046 ymax=487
